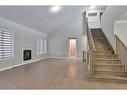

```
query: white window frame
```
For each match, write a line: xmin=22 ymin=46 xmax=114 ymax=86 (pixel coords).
xmin=37 ymin=38 xmax=47 ymax=55
xmin=44 ymin=39 xmax=47 ymax=54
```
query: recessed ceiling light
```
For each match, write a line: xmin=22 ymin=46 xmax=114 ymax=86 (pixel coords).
xmin=51 ymin=6 xmax=61 ymax=13
xmin=89 ymin=6 xmax=96 ymax=9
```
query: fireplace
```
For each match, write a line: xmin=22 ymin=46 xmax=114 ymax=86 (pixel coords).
xmin=23 ymin=50 xmax=31 ymax=61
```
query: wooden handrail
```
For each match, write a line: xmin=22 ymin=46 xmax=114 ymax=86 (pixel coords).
xmin=115 ymin=35 xmax=127 ymax=49
xmin=86 ymin=21 xmax=96 ymax=51
xmin=85 ymin=18 xmax=96 ymax=78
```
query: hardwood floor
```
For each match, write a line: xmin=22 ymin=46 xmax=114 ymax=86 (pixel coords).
xmin=0 ymin=58 xmax=127 ymax=89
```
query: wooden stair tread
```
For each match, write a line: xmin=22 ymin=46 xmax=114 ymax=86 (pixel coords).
xmin=93 ymin=74 xmax=127 ymax=81
xmin=95 ymin=38 xmax=105 ymax=40
xmin=95 ymin=63 xmax=123 ymax=66
xmin=95 ymin=58 xmax=120 ymax=61
xmin=95 ymin=51 xmax=112 ymax=52
xmin=94 ymin=54 xmax=118 ymax=57
xmin=94 ymin=68 xmax=124 ymax=72
xmin=95 ymin=50 xmax=112 ymax=51
xmin=95 ymin=54 xmax=116 ymax=56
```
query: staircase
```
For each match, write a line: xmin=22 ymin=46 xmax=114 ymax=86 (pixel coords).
xmin=91 ymin=28 xmax=127 ymax=82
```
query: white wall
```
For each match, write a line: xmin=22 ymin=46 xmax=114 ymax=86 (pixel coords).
xmin=48 ymin=16 xmax=87 ymax=58
xmin=0 ymin=17 xmax=47 ymax=70
xmin=114 ymin=22 xmax=127 ymax=48
xmin=101 ymin=6 xmax=127 ymax=50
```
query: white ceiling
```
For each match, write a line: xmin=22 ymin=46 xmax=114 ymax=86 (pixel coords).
xmin=0 ymin=6 xmax=85 ymax=34
xmin=0 ymin=6 xmax=106 ymax=34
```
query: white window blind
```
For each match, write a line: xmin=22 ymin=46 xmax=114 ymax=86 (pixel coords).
xmin=44 ymin=39 xmax=47 ymax=54
xmin=0 ymin=30 xmax=14 ymax=59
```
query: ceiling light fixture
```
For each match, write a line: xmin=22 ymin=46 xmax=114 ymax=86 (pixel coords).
xmin=90 ymin=6 xmax=96 ymax=9
xmin=51 ymin=6 xmax=61 ymax=13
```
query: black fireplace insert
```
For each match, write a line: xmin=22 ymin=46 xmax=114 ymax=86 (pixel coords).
xmin=23 ymin=50 xmax=31 ymax=61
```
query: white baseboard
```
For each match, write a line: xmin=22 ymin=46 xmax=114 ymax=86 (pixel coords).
xmin=47 ymin=56 xmax=84 ymax=60
xmin=0 ymin=57 xmax=47 ymax=72
xmin=22 ymin=57 xmax=47 ymax=64
xmin=47 ymin=56 xmax=69 ymax=59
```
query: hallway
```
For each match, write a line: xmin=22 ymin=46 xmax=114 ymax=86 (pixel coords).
xmin=0 ymin=58 xmax=127 ymax=89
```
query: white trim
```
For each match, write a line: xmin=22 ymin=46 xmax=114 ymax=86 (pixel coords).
xmin=115 ymin=20 xmax=127 ymax=24
xmin=47 ymin=57 xmax=84 ymax=62
xmin=47 ymin=56 xmax=83 ymax=60
xmin=47 ymin=56 xmax=69 ymax=59
xmin=0 ymin=57 xmax=47 ymax=72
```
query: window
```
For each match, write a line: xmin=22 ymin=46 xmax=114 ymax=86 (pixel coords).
xmin=0 ymin=30 xmax=14 ymax=60
xmin=37 ymin=38 xmax=47 ymax=55
xmin=44 ymin=39 xmax=47 ymax=54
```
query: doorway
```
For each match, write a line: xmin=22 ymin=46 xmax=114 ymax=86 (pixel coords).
xmin=69 ymin=38 xmax=77 ymax=57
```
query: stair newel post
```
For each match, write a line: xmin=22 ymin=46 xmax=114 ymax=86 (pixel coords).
xmin=87 ymin=49 xmax=91 ymax=79
xmin=88 ymin=48 xmax=94 ymax=79
xmin=89 ymin=49 xmax=92 ymax=79
xmin=90 ymin=49 xmax=93 ymax=78
xmin=124 ymin=48 xmax=127 ymax=72
xmin=92 ymin=50 xmax=94 ymax=76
